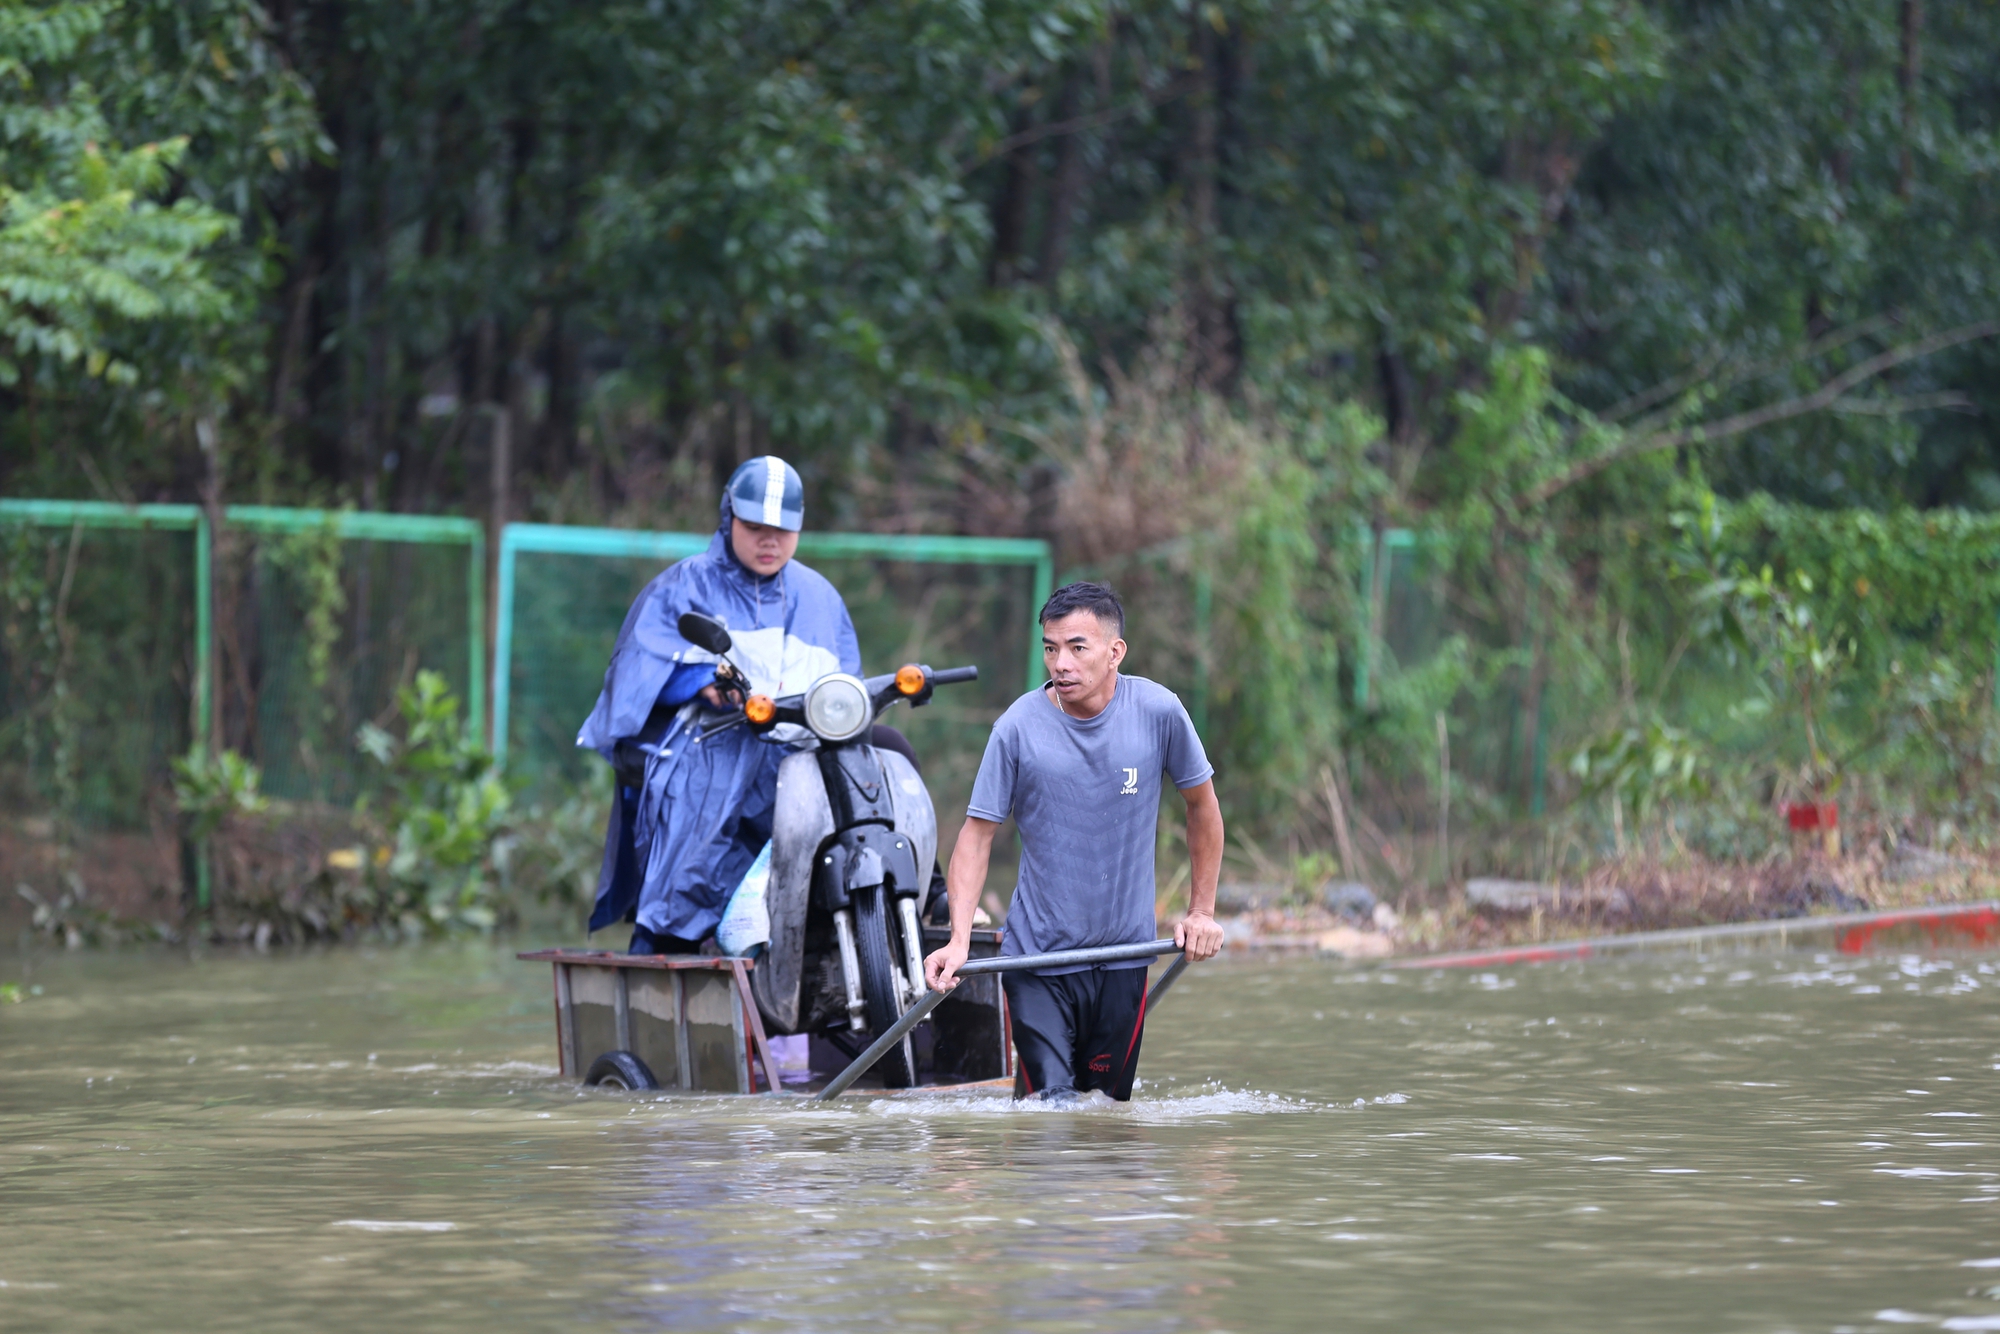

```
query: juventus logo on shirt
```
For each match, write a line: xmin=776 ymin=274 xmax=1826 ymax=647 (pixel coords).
xmin=1120 ymin=767 xmax=1139 ymax=795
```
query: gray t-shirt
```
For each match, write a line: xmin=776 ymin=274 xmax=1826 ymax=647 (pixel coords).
xmin=967 ymin=674 xmax=1214 ymax=973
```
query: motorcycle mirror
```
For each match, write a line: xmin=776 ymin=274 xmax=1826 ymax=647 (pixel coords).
xmin=677 ymin=611 xmax=734 ymax=655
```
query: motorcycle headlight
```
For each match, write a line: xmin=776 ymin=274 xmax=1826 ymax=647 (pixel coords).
xmin=803 ymin=674 xmax=872 ymax=743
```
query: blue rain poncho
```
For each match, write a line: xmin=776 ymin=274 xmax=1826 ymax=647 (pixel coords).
xmin=577 ymin=499 xmax=860 ymax=938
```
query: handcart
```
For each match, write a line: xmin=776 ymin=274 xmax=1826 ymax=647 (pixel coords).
xmin=519 ymin=927 xmax=1011 ymax=1094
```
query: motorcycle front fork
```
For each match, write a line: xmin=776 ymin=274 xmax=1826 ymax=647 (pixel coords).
xmin=832 ymin=908 xmax=867 ymax=1029
xmin=830 ymin=894 xmax=930 ymax=1030
xmin=895 ymin=897 xmax=928 ymax=1004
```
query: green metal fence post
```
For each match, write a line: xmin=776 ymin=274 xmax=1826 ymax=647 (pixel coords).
xmin=492 ymin=526 xmax=519 ymax=764
xmin=194 ymin=511 xmax=213 ymax=757
xmin=193 ymin=511 xmax=213 ymax=909
xmin=1355 ymin=525 xmax=1375 ymax=709
xmin=1029 ymin=547 xmax=1054 ymax=692
xmin=1353 ymin=527 xmax=1416 ymax=710
xmin=467 ymin=527 xmax=485 ymax=747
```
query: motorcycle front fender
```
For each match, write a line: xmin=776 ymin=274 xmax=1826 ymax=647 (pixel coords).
xmin=753 ymin=749 xmax=835 ymax=1034
xmin=877 ymin=749 xmax=937 ymax=890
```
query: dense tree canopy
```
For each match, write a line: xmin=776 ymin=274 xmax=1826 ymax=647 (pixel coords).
xmin=2 ymin=0 xmax=1999 ymax=863
xmin=0 ymin=2 xmax=236 ymax=386
xmin=0 ymin=0 xmax=1992 ymax=527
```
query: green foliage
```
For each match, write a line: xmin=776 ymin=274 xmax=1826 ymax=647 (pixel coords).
xmin=354 ymin=670 xmax=510 ymax=934
xmin=0 ymin=0 xmax=236 ymax=385
xmin=1569 ymin=719 xmax=1708 ymax=822
xmin=0 ymin=520 xmax=195 ymax=835
xmin=1352 ymin=632 xmax=1482 ymax=809
xmin=1885 ymin=655 xmax=2000 ymax=820
xmin=0 ymin=0 xmax=1988 ymax=516
xmin=7 ymin=0 xmax=2000 ymax=891
xmin=0 ymin=0 xmax=318 ymax=504
xmin=0 ymin=523 xmax=76 ymax=825
xmin=1554 ymin=0 xmax=2000 ymax=507
xmin=268 ymin=515 xmax=347 ymax=772
xmin=1714 ymin=498 xmax=2000 ymax=682
xmin=25 ymin=0 xmax=1984 ymax=519
xmin=1695 ymin=566 xmax=1856 ymax=791
xmin=169 ymin=744 xmax=266 ymax=841
xmin=1638 ymin=493 xmax=2000 ymax=807
xmin=271 ymin=517 xmax=344 ymax=699
xmin=500 ymin=764 xmax=614 ymax=914
xmin=1230 ymin=1 xmax=1668 ymax=398
xmin=1204 ymin=407 xmax=1364 ymax=818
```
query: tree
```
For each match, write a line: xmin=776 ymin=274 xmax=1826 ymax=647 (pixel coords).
xmin=0 ymin=0 xmax=319 ymax=500
xmin=0 ymin=1 xmax=234 ymax=385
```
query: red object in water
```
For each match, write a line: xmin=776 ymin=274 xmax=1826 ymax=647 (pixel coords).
xmin=1834 ymin=904 xmax=2000 ymax=954
xmin=1395 ymin=901 xmax=2000 ymax=971
xmin=1786 ymin=801 xmax=1838 ymax=831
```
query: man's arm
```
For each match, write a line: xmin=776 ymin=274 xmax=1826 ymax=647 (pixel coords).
xmin=922 ymin=815 xmax=999 ymax=990
xmin=1175 ymin=779 xmax=1225 ymax=961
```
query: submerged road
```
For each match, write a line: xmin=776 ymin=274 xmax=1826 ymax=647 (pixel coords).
xmin=2 ymin=942 xmax=1997 ymax=1332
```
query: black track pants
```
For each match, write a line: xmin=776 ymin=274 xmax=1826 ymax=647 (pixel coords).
xmin=1003 ymin=966 xmax=1149 ymax=1101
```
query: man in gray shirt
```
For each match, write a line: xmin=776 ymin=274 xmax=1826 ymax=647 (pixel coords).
xmin=924 ymin=581 xmax=1225 ymax=1101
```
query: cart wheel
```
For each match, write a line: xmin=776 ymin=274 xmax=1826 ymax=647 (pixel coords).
xmin=584 ymin=1050 xmax=659 ymax=1091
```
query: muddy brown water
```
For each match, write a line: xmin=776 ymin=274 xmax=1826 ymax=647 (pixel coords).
xmin=3 ymin=942 xmax=1998 ymax=1332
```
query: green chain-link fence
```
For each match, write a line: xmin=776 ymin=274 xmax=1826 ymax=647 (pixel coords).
xmin=0 ymin=501 xmax=483 ymax=910
xmin=492 ymin=525 xmax=1052 ymax=828
xmin=1356 ymin=528 xmax=1553 ymax=816
xmin=213 ymin=509 xmax=483 ymax=804
xmin=0 ymin=503 xmax=206 ymax=843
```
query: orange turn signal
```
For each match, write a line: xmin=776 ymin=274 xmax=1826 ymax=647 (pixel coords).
xmin=744 ymin=694 xmax=777 ymax=725
xmin=895 ymin=664 xmax=927 ymax=696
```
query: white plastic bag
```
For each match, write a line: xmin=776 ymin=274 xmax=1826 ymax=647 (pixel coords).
xmin=715 ymin=841 xmax=772 ymax=958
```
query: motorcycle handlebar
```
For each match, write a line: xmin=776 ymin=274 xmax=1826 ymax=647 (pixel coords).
xmin=930 ymin=666 xmax=978 ymax=685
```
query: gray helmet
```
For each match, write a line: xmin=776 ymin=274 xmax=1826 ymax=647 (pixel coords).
xmin=725 ymin=456 xmax=805 ymax=532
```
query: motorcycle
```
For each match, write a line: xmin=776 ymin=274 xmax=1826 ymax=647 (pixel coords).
xmin=675 ymin=611 xmax=978 ymax=1088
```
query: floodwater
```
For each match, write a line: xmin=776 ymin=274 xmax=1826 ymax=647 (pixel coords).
xmin=3 ymin=943 xmax=1998 ymax=1333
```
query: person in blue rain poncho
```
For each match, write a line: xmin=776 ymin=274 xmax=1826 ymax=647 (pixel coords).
xmin=577 ymin=456 xmax=861 ymax=953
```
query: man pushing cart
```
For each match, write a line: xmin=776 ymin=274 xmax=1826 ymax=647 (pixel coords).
xmin=924 ymin=580 xmax=1226 ymax=1102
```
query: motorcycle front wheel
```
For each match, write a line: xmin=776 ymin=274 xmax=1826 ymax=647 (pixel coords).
xmin=851 ymin=884 xmax=918 ymax=1088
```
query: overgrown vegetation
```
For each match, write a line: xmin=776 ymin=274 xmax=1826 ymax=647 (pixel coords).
xmin=268 ymin=514 xmax=347 ymax=779
xmin=110 ymin=672 xmax=525 ymax=944
xmin=353 ymin=671 xmax=509 ymax=933
xmin=5 ymin=1 xmax=2000 ymax=945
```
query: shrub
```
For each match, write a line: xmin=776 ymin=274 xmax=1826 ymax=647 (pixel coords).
xmin=355 ymin=671 xmax=511 ymax=934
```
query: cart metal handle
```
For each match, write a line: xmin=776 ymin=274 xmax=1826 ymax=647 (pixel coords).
xmin=814 ymin=938 xmax=1183 ymax=1101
